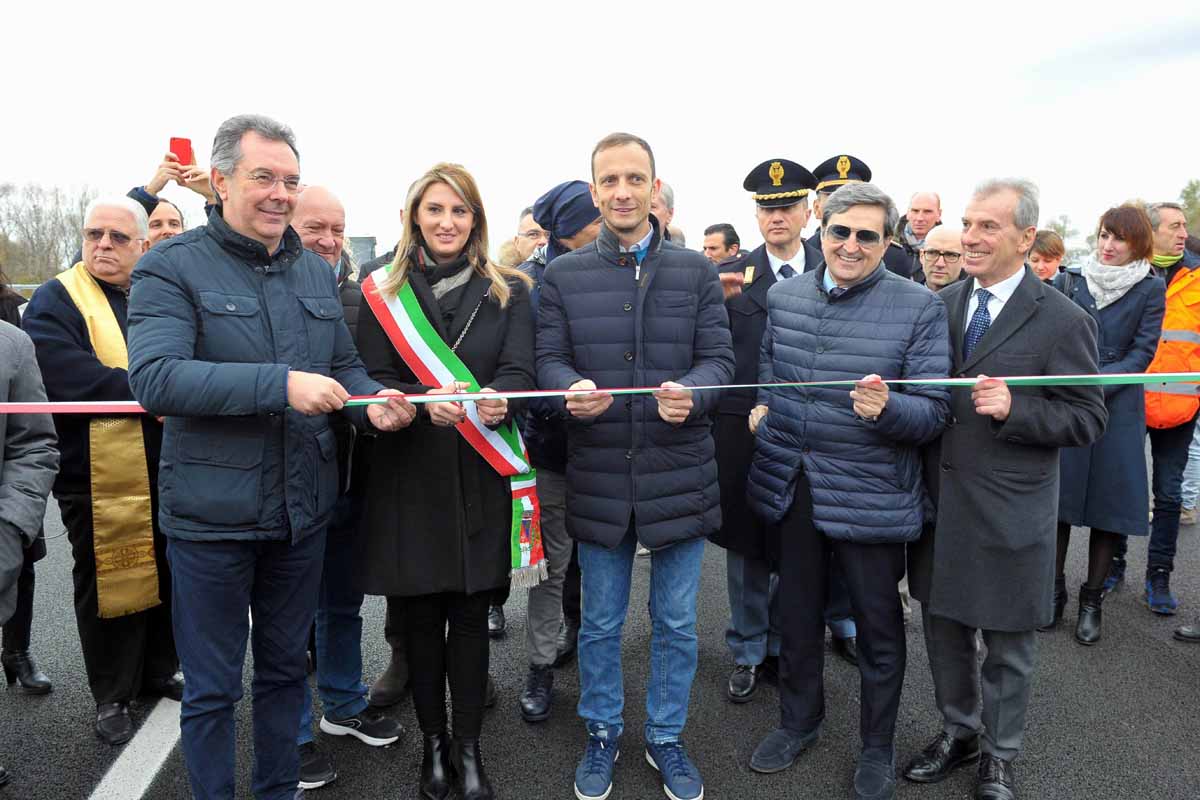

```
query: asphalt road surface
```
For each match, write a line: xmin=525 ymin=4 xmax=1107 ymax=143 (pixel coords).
xmin=2 ymin=501 xmax=1198 ymax=800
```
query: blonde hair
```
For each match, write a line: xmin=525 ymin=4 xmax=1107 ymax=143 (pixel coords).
xmin=375 ymin=163 xmax=531 ymax=306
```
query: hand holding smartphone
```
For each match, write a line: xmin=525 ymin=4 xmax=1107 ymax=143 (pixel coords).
xmin=169 ymin=137 xmax=195 ymax=166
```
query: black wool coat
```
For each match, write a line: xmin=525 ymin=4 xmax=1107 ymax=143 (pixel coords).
xmin=355 ymin=270 xmax=536 ymax=597
xmin=710 ymin=242 xmax=822 ymax=559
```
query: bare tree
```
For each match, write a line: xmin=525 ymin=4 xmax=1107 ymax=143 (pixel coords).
xmin=0 ymin=182 xmax=97 ymax=284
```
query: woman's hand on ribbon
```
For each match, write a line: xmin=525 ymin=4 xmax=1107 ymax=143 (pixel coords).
xmin=366 ymin=388 xmax=417 ymax=432
xmin=475 ymin=387 xmax=507 ymax=427
xmin=749 ymin=404 xmax=768 ymax=434
xmin=426 ymin=381 xmax=470 ymax=427
xmin=850 ymin=373 xmax=888 ymax=421
xmin=566 ymin=379 xmax=613 ymax=419
xmin=654 ymin=381 xmax=693 ymax=424
xmin=972 ymin=375 xmax=1012 ymax=421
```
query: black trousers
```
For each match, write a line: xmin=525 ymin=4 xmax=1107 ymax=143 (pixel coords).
xmin=1 ymin=543 xmax=40 ymax=652
xmin=777 ymin=472 xmax=906 ymax=750
xmin=562 ymin=542 xmax=581 ymax=628
xmin=58 ymin=492 xmax=178 ymax=705
xmin=401 ymin=590 xmax=490 ymax=738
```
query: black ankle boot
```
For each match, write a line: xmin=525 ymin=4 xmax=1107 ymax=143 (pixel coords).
xmin=1075 ymin=583 xmax=1104 ymax=645
xmin=451 ymin=736 xmax=494 ymax=800
xmin=2 ymin=649 xmax=52 ymax=694
xmin=1038 ymin=577 xmax=1068 ymax=632
xmin=420 ymin=733 xmax=453 ymax=800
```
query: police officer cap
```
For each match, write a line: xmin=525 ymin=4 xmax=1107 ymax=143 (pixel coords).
xmin=743 ymin=159 xmax=817 ymax=208
xmin=813 ymin=155 xmax=872 ymax=193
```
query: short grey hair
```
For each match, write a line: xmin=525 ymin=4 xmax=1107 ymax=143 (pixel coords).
xmin=1147 ymin=202 xmax=1185 ymax=230
xmin=518 ymin=206 xmax=535 ymax=224
xmin=84 ymin=196 xmax=149 ymax=238
xmin=821 ymin=183 xmax=900 ymax=239
xmin=658 ymin=181 xmax=675 ymax=211
xmin=972 ymin=178 xmax=1039 ymax=230
xmin=210 ymin=114 xmax=299 ymax=175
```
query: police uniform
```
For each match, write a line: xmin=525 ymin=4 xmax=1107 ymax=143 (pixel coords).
xmin=810 ymin=154 xmax=918 ymax=281
xmin=713 ymin=160 xmax=851 ymax=703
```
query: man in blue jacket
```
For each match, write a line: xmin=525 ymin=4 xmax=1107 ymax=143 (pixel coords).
xmin=745 ymin=183 xmax=951 ymax=800
xmin=127 ymin=114 xmax=415 ymax=800
xmin=537 ymin=132 xmax=734 ymax=800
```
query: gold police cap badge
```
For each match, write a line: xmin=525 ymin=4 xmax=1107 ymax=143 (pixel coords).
xmin=836 ymin=156 xmax=851 ymax=179
xmin=768 ymin=161 xmax=785 ymax=187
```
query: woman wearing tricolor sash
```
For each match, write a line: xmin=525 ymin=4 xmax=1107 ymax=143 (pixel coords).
xmin=355 ymin=163 xmax=537 ymax=800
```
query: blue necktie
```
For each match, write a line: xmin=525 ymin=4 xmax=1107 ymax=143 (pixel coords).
xmin=963 ymin=288 xmax=993 ymax=359
xmin=779 ymin=263 xmax=796 ymax=279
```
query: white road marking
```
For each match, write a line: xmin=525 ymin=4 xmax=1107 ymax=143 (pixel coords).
xmin=88 ymin=699 xmax=181 ymax=800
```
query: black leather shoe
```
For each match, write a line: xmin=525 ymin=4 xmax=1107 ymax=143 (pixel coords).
xmin=420 ymin=733 xmax=454 ymax=800
xmin=519 ymin=663 xmax=554 ymax=722
xmin=1037 ymin=576 xmax=1067 ymax=632
xmin=451 ymin=736 xmax=494 ymax=800
xmin=1075 ymin=583 xmax=1104 ymax=645
xmin=298 ymin=741 xmax=337 ymax=789
xmin=832 ymin=636 xmax=858 ymax=667
xmin=727 ymin=664 xmax=758 ymax=703
xmin=552 ymin=620 xmax=579 ymax=668
xmin=749 ymin=726 xmax=820 ymax=774
xmin=1 ymin=649 xmax=52 ymax=694
xmin=95 ymin=702 xmax=133 ymax=746
xmin=1174 ymin=620 xmax=1200 ymax=642
xmin=854 ymin=754 xmax=897 ymax=800
xmin=487 ymin=605 xmax=506 ymax=639
xmin=975 ymin=754 xmax=1016 ymax=800
xmin=369 ymin=650 xmax=410 ymax=707
xmin=903 ymin=732 xmax=980 ymax=783
xmin=484 ymin=674 xmax=497 ymax=709
xmin=142 ymin=671 xmax=185 ymax=701
xmin=0 ymin=765 xmax=9 ymax=786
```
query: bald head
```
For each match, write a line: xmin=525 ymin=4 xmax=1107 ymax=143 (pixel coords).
xmin=907 ymin=191 xmax=942 ymax=239
xmin=293 ymin=185 xmax=346 ymax=267
xmin=921 ymin=226 xmax=964 ymax=289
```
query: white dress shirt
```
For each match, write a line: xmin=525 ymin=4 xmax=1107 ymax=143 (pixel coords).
xmin=766 ymin=245 xmax=806 ymax=281
xmin=963 ymin=267 xmax=1025 ymax=333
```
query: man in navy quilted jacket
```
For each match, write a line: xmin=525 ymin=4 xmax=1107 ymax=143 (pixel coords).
xmin=537 ymin=132 xmax=733 ymax=800
xmin=744 ymin=182 xmax=951 ymax=800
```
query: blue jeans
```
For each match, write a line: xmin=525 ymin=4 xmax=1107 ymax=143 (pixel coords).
xmin=168 ymin=532 xmax=325 ymax=800
xmin=1118 ymin=418 xmax=1197 ymax=573
xmin=577 ymin=524 xmax=705 ymax=744
xmin=298 ymin=496 xmax=368 ymax=745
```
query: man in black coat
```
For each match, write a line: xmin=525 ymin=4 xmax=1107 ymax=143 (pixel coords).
xmin=288 ymin=187 xmax=404 ymax=790
xmin=903 ymin=179 xmax=1107 ymax=800
xmin=712 ymin=159 xmax=825 ymax=704
xmin=537 ymin=132 xmax=733 ymax=800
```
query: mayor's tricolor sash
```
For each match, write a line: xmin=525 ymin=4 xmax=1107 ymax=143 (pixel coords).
xmin=361 ymin=269 xmax=547 ymax=588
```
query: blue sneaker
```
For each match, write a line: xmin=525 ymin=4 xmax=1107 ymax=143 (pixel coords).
xmin=645 ymin=740 xmax=703 ymax=800
xmin=1101 ymin=557 xmax=1126 ymax=594
xmin=1146 ymin=568 xmax=1178 ymax=615
xmin=575 ymin=734 xmax=619 ymax=800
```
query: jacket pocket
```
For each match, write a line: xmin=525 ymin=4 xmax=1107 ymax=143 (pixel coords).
xmin=197 ymin=292 xmax=264 ymax=363
xmin=171 ymin=431 xmax=264 ymax=527
xmin=299 ymin=296 xmax=340 ymax=370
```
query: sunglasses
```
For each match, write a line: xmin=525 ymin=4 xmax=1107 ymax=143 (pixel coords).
xmin=83 ymin=228 xmax=138 ymax=246
xmin=825 ymin=224 xmax=883 ymax=246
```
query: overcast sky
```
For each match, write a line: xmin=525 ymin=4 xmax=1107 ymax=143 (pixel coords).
xmin=4 ymin=1 xmax=1198 ymax=259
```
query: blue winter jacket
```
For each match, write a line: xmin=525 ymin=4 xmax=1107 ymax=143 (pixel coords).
xmin=746 ymin=263 xmax=950 ymax=542
xmin=536 ymin=220 xmax=734 ymax=549
xmin=127 ymin=209 xmax=381 ymax=543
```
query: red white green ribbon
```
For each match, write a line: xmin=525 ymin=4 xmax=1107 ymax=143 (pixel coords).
xmin=360 ymin=271 xmax=547 ymax=588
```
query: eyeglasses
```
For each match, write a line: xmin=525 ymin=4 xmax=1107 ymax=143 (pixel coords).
xmin=83 ymin=228 xmax=140 ymax=246
xmin=921 ymin=249 xmax=962 ymax=264
xmin=242 ymin=169 xmax=302 ymax=194
xmin=518 ymin=230 xmax=547 ymax=240
xmin=824 ymin=224 xmax=883 ymax=246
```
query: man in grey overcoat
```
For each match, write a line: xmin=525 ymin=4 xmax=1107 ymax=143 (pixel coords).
xmin=0 ymin=319 xmax=60 ymax=788
xmin=904 ymin=179 xmax=1107 ymax=800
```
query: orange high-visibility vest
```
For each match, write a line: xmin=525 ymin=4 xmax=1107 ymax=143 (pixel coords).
xmin=1145 ymin=266 xmax=1200 ymax=429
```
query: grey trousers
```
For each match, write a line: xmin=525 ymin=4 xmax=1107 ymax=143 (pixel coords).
xmin=523 ymin=469 xmax=572 ymax=665
xmin=724 ymin=549 xmax=779 ymax=665
xmin=921 ymin=605 xmax=1037 ymax=761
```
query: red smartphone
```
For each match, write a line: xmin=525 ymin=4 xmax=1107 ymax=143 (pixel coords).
xmin=169 ymin=137 xmax=194 ymax=165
